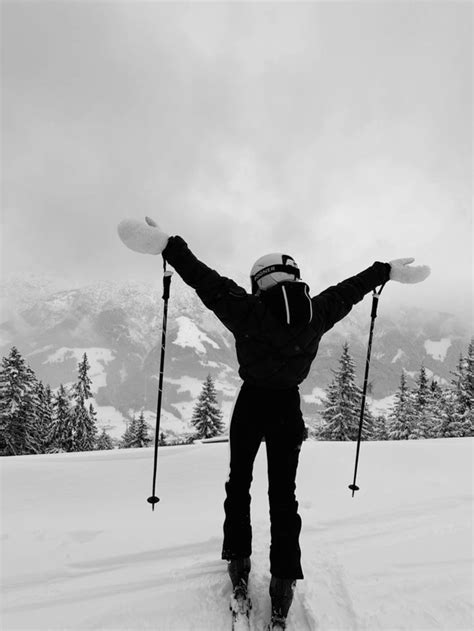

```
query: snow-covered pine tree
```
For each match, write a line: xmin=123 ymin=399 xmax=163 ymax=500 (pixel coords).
xmin=306 ymin=415 xmax=324 ymax=440
xmin=411 ymin=365 xmax=436 ymax=439
xmin=191 ymin=374 xmax=225 ymax=439
xmin=73 ymin=405 xmax=97 ymax=452
xmin=33 ymin=381 xmax=55 ymax=453
xmin=372 ymin=414 xmax=389 ymax=440
xmin=462 ymin=339 xmax=474 ymax=436
xmin=0 ymin=347 xmax=39 ymax=455
xmin=129 ymin=411 xmax=152 ymax=448
xmin=96 ymin=428 xmax=115 ymax=450
xmin=426 ymin=379 xmax=446 ymax=437
xmin=456 ymin=340 xmax=473 ymax=437
xmin=387 ymin=371 xmax=416 ymax=439
xmin=439 ymin=345 xmax=473 ymax=437
xmin=50 ymin=384 xmax=74 ymax=452
xmin=318 ymin=343 xmax=362 ymax=441
xmin=71 ymin=353 xmax=98 ymax=451
xmin=437 ymin=389 xmax=463 ymax=438
xmin=44 ymin=384 xmax=55 ymax=447
xmin=319 ymin=381 xmax=347 ymax=440
xmin=74 ymin=353 xmax=93 ymax=400
xmin=83 ymin=403 xmax=99 ymax=450
xmin=362 ymin=403 xmax=376 ymax=441
xmin=120 ymin=417 xmax=137 ymax=448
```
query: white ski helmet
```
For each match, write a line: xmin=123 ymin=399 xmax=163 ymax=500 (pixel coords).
xmin=250 ymin=253 xmax=301 ymax=294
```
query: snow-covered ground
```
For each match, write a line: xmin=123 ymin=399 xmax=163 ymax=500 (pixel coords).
xmin=1 ymin=438 xmax=472 ymax=630
xmin=424 ymin=339 xmax=452 ymax=363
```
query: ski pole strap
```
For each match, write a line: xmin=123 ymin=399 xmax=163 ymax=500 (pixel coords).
xmin=161 ymin=258 xmax=173 ymax=301
xmin=370 ymin=282 xmax=386 ymax=319
xmin=163 ymin=271 xmax=173 ymax=301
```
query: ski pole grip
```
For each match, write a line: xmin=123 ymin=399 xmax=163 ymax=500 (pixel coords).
xmin=162 ymin=271 xmax=173 ymax=301
xmin=370 ymin=293 xmax=380 ymax=319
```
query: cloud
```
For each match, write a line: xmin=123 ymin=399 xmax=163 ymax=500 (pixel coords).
xmin=1 ymin=1 xmax=471 ymax=320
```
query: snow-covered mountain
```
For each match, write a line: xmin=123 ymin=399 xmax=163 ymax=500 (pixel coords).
xmin=1 ymin=275 xmax=470 ymax=439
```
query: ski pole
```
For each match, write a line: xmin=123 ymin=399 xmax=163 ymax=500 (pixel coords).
xmin=147 ymin=261 xmax=173 ymax=510
xmin=348 ymin=282 xmax=386 ymax=497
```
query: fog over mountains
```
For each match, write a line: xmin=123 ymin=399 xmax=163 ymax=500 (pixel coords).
xmin=1 ymin=274 xmax=470 ymax=440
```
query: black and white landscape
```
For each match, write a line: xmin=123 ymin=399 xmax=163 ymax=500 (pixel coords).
xmin=2 ymin=2 xmax=472 ymax=630
xmin=1 ymin=274 xmax=470 ymax=440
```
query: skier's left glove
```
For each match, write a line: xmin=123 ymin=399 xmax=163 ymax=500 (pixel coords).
xmin=389 ymin=258 xmax=431 ymax=284
xmin=117 ymin=217 xmax=169 ymax=255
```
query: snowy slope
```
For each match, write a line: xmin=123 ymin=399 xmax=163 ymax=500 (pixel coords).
xmin=2 ymin=438 xmax=472 ymax=630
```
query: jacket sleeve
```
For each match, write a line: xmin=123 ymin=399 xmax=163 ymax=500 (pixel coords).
xmin=162 ymin=236 xmax=256 ymax=334
xmin=312 ymin=262 xmax=391 ymax=334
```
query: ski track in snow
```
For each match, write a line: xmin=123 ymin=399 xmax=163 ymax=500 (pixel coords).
xmin=2 ymin=439 xmax=473 ymax=630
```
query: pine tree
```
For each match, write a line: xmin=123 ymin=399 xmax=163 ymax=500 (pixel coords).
xmin=372 ymin=414 xmax=389 ymax=440
xmin=70 ymin=353 xmax=98 ymax=451
xmin=44 ymin=384 xmax=55 ymax=447
xmin=96 ymin=429 xmax=115 ymax=450
xmin=387 ymin=372 xmax=416 ymax=440
xmin=362 ymin=403 xmax=376 ymax=441
xmin=50 ymin=384 xmax=74 ymax=452
xmin=191 ymin=374 xmax=225 ymax=439
xmin=33 ymin=381 xmax=55 ymax=453
xmin=73 ymin=405 xmax=97 ymax=452
xmin=458 ymin=340 xmax=473 ymax=436
xmin=121 ymin=417 xmax=137 ymax=448
xmin=319 ymin=343 xmax=361 ymax=441
xmin=73 ymin=353 xmax=93 ymax=401
xmin=437 ymin=388 xmax=463 ymax=438
xmin=439 ymin=347 xmax=473 ymax=438
xmin=129 ymin=411 xmax=152 ymax=448
xmin=411 ymin=365 xmax=436 ymax=439
xmin=428 ymin=379 xmax=447 ymax=438
xmin=76 ymin=403 xmax=98 ymax=451
xmin=0 ymin=347 xmax=39 ymax=455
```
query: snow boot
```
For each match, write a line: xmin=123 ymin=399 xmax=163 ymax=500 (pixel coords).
xmin=268 ymin=576 xmax=296 ymax=630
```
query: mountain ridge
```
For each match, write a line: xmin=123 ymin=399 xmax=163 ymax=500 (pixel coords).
xmin=1 ymin=275 xmax=470 ymax=439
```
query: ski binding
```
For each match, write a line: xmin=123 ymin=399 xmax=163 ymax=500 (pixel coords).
xmin=230 ymin=584 xmax=251 ymax=630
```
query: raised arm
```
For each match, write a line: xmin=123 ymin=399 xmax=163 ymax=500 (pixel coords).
xmin=312 ymin=256 xmax=431 ymax=334
xmin=117 ymin=217 xmax=256 ymax=334
xmin=312 ymin=262 xmax=390 ymax=334
xmin=162 ymin=235 xmax=256 ymax=334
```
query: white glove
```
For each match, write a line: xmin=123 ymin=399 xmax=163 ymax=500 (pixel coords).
xmin=117 ymin=217 xmax=169 ymax=255
xmin=389 ymin=258 xmax=431 ymax=284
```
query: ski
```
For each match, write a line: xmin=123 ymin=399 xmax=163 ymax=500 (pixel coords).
xmin=230 ymin=584 xmax=251 ymax=631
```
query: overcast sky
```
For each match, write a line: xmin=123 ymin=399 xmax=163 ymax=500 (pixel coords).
xmin=1 ymin=1 xmax=472 ymax=319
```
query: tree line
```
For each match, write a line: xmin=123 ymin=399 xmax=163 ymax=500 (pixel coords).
xmin=1 ymin=339 xmax=472 ymax=456
xmin=0 ymin=347 xmax=225 ymax=456
xmin=0 ymin=347 xmax=157 ymax=455
xmin=0 ymin=347 xmax=112 ymax=455
xmin=313 ymin=340 xmax=473 ymax=441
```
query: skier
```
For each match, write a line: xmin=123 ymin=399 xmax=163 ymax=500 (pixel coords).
xmin=118 ymin=217 xmax=430 ymax=630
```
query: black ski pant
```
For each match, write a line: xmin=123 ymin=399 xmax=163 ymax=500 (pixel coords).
xmin=221 ymin=382 xmax=306 ymax=580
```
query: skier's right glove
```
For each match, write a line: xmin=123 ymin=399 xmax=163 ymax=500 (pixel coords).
xmin=389 ymin=258 xmax=431 ymax=284
xmin=117 ymin=217 xmax=169 ymax=255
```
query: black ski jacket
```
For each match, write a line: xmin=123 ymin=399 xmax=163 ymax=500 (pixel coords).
xmin=163 ymin=236 xmax=390 ymax=389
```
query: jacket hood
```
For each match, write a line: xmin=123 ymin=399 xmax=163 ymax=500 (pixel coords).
xmin=260 ymin=281 xmax=313 ymax=327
